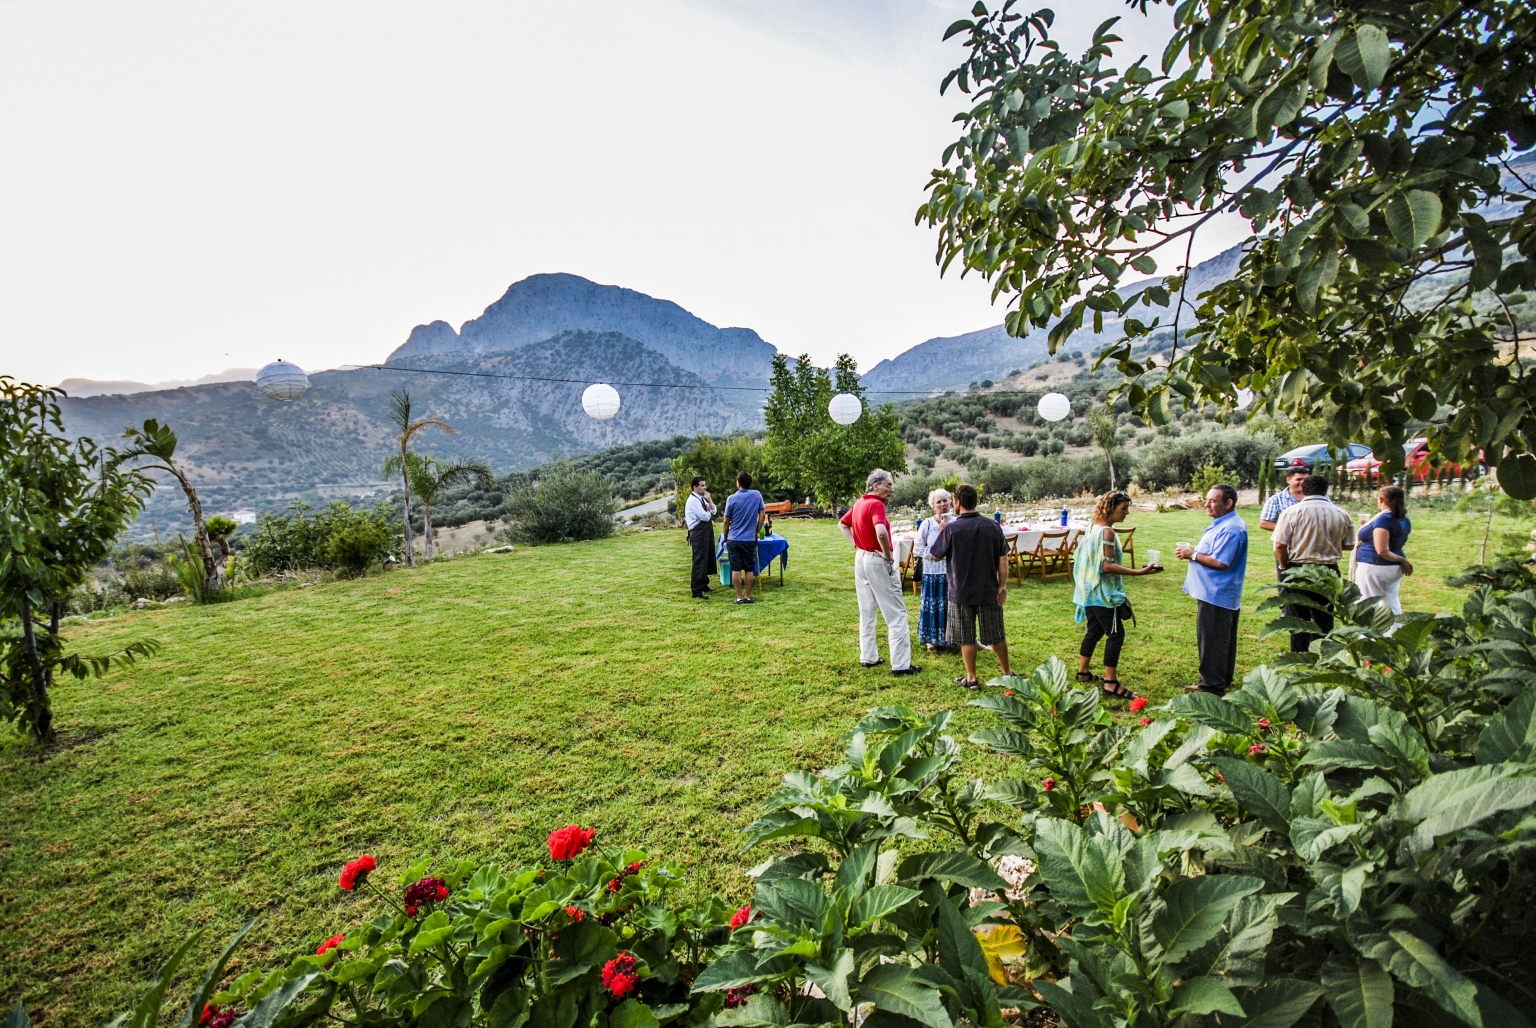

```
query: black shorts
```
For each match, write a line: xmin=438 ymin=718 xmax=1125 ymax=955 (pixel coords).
xmin=726 ymin=540 xmax=758 ymax=573
xmin=948 ymin=602 xmax=1006 ymax=646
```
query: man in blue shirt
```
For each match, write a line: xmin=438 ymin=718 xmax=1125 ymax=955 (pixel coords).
xmin=1175 ymin=484 xmax=1248 ymax=695
xmin=721 ymin=471 xmax=766 ymax=604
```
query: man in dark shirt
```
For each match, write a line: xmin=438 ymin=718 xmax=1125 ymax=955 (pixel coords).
xmin=930 ymin=483 xmax=1012 ymax=690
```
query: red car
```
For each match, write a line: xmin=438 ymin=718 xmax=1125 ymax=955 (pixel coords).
xmin=1346 ymin=438 xmax=1475 ymax=482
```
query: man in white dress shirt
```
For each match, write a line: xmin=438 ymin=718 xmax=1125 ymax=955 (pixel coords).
xmin=684 ymin=477 xmax=717 ymax=599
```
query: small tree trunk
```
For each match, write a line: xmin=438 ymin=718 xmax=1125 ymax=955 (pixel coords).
xmin=170 ymin=467 xmax=223 ymax=595
xmin=1106 ymin=452 xmax=1116 ymax=491
xmin=423 ymin=505 xmax=435 ymax=559
xmin=400 ymin=473 xmax=416 ymax=567
xmin=18 ymin=597 xmax=54 ymax=744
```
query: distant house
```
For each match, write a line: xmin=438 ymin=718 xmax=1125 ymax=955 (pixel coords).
xmin=228 ymin=509 xmax=257 ymax=525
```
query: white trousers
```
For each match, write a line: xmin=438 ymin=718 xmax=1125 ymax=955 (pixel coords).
xmin=854 ymin=549 xmax=912 ymax=670
xmin=1354 ymin=562 xmax=1403 ymax=615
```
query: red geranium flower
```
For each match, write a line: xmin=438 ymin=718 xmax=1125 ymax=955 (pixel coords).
xmin=548 ymin=825 xmax=595 ymax=861
xmin=730 ymin=905 xmax=753 ymax=930
xmin=1004 ymin=690 xmax=1014 ymax=697
xmin=1140 ymin=717 xmax=1153 ymax=726
xmin=1249 ymin=743 xmax=1267 ymax=756
xmin=338 ymin=855 xmax=376 ymax=891
xmin=1041 ymin=778 xmax=1056 ymax=791
xmin=1129 ymin=696 xmax=1147 ymax=712
xmin=607 ymin=861 xmax=643 ymax=892
xmin=1257 ymin=717 xmax=1272 ymax=731
xmin=726 ymin=985 xmax=757 ymax=1008
xmin=403 ymin=876 xmax=450 ymax=916
xmin=317 ymin=933 xmax=345 ymax=956
xmin=201 ymin=1008 xmax=240 ymax=1028
xmin=601 ymin=952 xmax=640 ymax=998
xmin=565 ymin=905 xmax=585 ymax=921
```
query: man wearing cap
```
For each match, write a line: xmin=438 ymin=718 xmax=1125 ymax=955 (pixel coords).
xmin=839 ymin=469 xmax=921 ymax=676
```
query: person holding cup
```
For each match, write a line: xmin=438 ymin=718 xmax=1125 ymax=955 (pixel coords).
xmin=1177 ymin=484 xmax=1249 ymax=696
xmin=1073 ymin=490 xmax=1164 ymax=700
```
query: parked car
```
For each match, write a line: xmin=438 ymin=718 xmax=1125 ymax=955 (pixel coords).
xmin=1346 ymin=437 xmax=1480 ymax=481
xmin=1273 ymin=443 xmax=1372 ymax=474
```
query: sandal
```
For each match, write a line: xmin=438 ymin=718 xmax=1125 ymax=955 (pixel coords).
xmin=1102 ymin=680 xmax=1139 ymax=702
xmin=1076 ymin=671 xmax=1104 ymax=684
xmin=954 ymin=676 xmax=982 ymax=691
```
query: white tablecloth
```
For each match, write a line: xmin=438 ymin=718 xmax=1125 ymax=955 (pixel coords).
xmin=896 ymin=521 xmax=1092 ymax=565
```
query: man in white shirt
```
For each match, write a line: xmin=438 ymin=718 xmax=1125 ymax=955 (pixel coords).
xmin=684 ymin=477 xmax=717 ymax=599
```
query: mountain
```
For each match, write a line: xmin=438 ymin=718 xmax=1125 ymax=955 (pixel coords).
xmin=862 ymin=244 xmax=1247 ymax=395
xmin=56 ymin=368 xmax=258 ymax=397
xmin=389 ymin=273 xmax=777 ymax=391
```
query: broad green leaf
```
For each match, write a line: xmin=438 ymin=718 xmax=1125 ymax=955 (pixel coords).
xmin=1236 ymin=978 xmax=1327 ymax=1028
xmin=897 ymin=851 xmax=1008 ymax=891
xmin=975 ymin=925 xmax=1026 ymax=986
xmin=178 ymin=921 xmax=255 ymax=1028
xmin=935 ymin=898 xmax=989 ymax=979
xmin=1385 ymin=190 xmax=1442 ymax=250
xmin=1165 ymin=725 xmax=1216 ymax=770
xmin=717 ymin=995 xmax=788 ymax=1028
xmin=610 ymin=1001 xmax=660 ymax=1028
xmin=5 ymin=1004 xmax=28 ymax=1028
xmin=1385 ymin=931 xmax=1482 ymax=1028
xmin=1209 ymin=757 xmax=1291 ymax=833
xmin=241 ymin=974 xmax=320 ymax=1028
xmin=1336 ymin=24 xmax=1391 ymax=91
xmin=1172 ymin=976 xmax=1245 ymax=1016
xmin=1033 ymin=818 xmax=1124 ymax=918
xmin=1396 ymin=765 xmax=1536 ymax=855
xmin=1368 ymin=723 xmax=1431 ymax=781
xmin=1171 ymin=692 xmax=1253 ymax=734
xmin=1499 ymin=454 xmax=1536 ymax=501
xmin=1152 ymin=875 xmax=1264 ymax=962
xmin=1321 ymin=953 xmax=1393 ymax=1028
xmin=850 ymin=885 xmax=921 ymax=926
xmin=834 ymin=844 xmax=879 ymax=898
xmin=754 ymin=876 xmax=829 ymax=927
xmin=1475 ymin=691 xmax=1536 ymax=764
xmin=806 ymin=949 xmax=855 ymax=1011
xmin=409 ymin=912 xmax=455 ymax=957
xmin=858 ymin=963 xmax=953 ymax=1028
xmin=1032 ymin=978 xmax=1110 ymax=1028
xmin=691 ymin=952 xmax=792 ymax=993
xmin=1467 ymin=224 xmax=1504 ymax=291
xmin=1309 ymin=32 xmax=1342 ymax=89
xmin=1302 ymin=740 xmax=1391 ymax=774
xmin=1336 ymin=203 xmax=1370 ymax=238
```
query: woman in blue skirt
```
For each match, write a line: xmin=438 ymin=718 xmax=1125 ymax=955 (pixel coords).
xmin=913 ymin=488 xmax=955 ymax=652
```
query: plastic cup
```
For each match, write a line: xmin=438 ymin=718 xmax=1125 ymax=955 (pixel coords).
xmin=1147 ymin=549 xmax=1162 ymax=567
xmin=1177 ymin=541 xmax=1191 ymax=554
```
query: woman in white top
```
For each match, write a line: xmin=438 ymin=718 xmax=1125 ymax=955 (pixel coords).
xmin=913 ymin=489 xmax=955 ymax=651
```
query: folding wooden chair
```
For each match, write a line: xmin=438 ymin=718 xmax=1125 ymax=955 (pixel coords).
xmin=1112 ymin=526 xmax=1137 ymax=568
xmin=1039 ymin=529 xmax=1073 ymax=583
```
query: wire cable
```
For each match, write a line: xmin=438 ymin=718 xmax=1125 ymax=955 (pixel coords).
xmin=344 ymin=363 xmax=937 ymax=395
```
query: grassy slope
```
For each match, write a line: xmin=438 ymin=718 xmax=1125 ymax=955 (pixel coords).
xmin=0 ymin=507 xmax=1511 ymax=1024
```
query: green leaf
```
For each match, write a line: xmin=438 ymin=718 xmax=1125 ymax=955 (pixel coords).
xmin=1309 ymin=32 xmax=1342 ymax=89
xmin=834 ymin=844 xmax=879 ymax=898
xmin=1385 ymin=931 xmax=1483 ymax=1028
xmin=1033 ymin=818 xmax=1124 ymax=918
xmin=549 ymin=919 xmax=619 ymax=984
xmin=1209 ymin=757 xmax=1292 ymax=833
xmin=805 ymin=949 xmax=856 ymax=1011
xmin=1336 ymin=203 xmax=1370 ymax=239
xmin=1498 ymin=454 xmax=1536 ymax=501
xmin=1336 ymin=24 xmax=1391 ymax=91
xmin=1368 ymin=723 xmax=1431 ymax=781
xmin=1131 ymin=255 xmax=1157 ymax=274
xmin=1467 ymin=224 xmax=1504 ymax=292
xmin=127 ymin=933 xmax=201 ymax=1028
xmin=897 ymin=851 xmax=1008 ymax=891
xmin=1302 ymin=740 xmax=1391 ymax=773
xmin=858 ymin=964 xmax=953 ymax=1028
xmin=851 ymin=885 xmax=921 ymax=926
xmin=408 ymin=912 xmax=455 ymax=957
xmin=717 ymin=995 xmax=788 ymax=1028
xmin=242 ymin=973 xmax=320 ymax=1028
xmin=5 ymin=1003 xmax=29 ymax=1028
xmin=1171 ymin=692 xmax=1253 ymax=735
xmin=691 ymin=952 xmax=792 ymax=993
xmin=754 ymin=876 xmax=829 ymax=928
xmin=935 ymin=898 xmax=989 ymax=979
xmin=1396 ymin=765 xmax=1536 ymax=856
xmin=1235 ymin=978 xmax=1327 ymax=1028
xmin=1321 ymin=953 xmax=1394 ymax=1028
xmin=1475 ymin=691 xmax=1536 ymax=764
xmin=1152 ymin=875 xmax=1264 ymax=962
xmin=1385 ymin=190 xmax=1443 ymax=250
xmin=611 ymin=1000 xmax=661 ymax=1028
xmin=1172 ymin=976 xmax=1245 ymax=1016
xmin=177 ymin=920 xmax=256 ymax=1028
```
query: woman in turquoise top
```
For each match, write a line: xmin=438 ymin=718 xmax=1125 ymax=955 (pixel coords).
xmin=1073 ymin=491 xmax=1163 ymax=701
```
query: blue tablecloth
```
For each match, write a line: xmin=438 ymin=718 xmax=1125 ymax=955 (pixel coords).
xmin=717 ymin=534 xmax=790 ymax=584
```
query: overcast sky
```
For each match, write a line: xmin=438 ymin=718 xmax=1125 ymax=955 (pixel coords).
xmin=1 ymin=0 xmax=1222 ymax=387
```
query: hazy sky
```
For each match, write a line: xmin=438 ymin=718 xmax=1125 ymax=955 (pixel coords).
xmin=1 ymin=0 xmax=1219 ymax=386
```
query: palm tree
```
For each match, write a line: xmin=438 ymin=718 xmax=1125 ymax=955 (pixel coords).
xmin=382 ymin=390 xmax=453 ymax=567
xmin=407 ymin=455 xmax=494 ymax=559
xmin=120 ymin=419 xmax=223 ymax=596
xmin=1089 ymin=406 xmax=1119 ymax=491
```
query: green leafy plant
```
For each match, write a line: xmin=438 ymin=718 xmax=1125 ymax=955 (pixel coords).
xmin=382 ymin=390 xmax=455 ymax=567
xmin=242 ymin=501 xmax=400 ymax=578
xmin=1186 ymin=463 xmax=1236 ymax=495
xmin=406 ymin=453 xmax=494 ymax=559
xmin=166 ymin=534 xmax=235 ymax=604
xmin=504 ymin=463 xmax=617 ymax=545
xmin=120 ymin=419 xmax=225 ymax=597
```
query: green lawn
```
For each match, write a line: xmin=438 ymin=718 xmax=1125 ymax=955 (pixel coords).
xmin=0 ymin=506 xmax=1515 ymax=1024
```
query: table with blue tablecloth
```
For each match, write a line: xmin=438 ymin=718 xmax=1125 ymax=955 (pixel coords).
xmin=717 ymin=533 xmax=790 ymax=587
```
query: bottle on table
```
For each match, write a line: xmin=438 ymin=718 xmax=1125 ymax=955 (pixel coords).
xmin=1060 ymin=506 xmax=1069 ymax=526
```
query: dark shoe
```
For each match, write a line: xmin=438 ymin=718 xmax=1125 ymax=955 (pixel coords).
xmin=1102 ymin=680 xmax=1138 ymax=701
xmin=742 ymin=596 xmax=756 ymax=604
xmin=954 ymin=676 xmax=981 ymax=690
xmin=861 ymin=657 xmax=886 ymax=668
xmin=703 ymin=586 xmax=715 ymax=592
xmin=693 ymin=594 xmax=707 ymax=600
xmin=735 ymin=598 xmax=747 ymax=604
xmin=1076 ymin=671 xmax=1104 ymax=684
xmin=1184 ymin=682 xmax=1225 ymax=695
xmin=891 ymin=665 xmax=923 ymax=676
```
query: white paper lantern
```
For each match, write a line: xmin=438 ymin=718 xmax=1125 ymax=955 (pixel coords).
xmin=1235 ymin=387 xmax=1255 ymax=411
xmin=828 ymin=392 xmax=863 ymax=425
xmin=1037 ymin=391 xmax=1072 ymax=422
xmin=581 ymin=383 xmax=621 ymax=420
xmin=256 ymin=360 xmax=309 ymax=401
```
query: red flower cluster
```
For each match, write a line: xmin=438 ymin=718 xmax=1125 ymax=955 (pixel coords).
xmin=404 ymin=876 xmax=450 ymax=916
xmin=1129 ymin=697 xmax=1147 ymax=712
xmin=565 ymin=905 xmax=585 ymax=921
xmin=1003 ymin=690 xmax=1014 ymax=697
xmin=548 ymin=825 xmax=595 ymax=861
xmin=730 ymin=905 xmax=754 ymax=930
xmin=1041 ymin=778 xmax=1056 ymax=791
xmin=607 ymin=861 xmax=643 ymax=892
xmin=200 ymin=1006 xmax=240 ymax=1028
xmin=1257 ymin=717 xmax=1272 ymax=732
xmin=316 ymin=933 xmax=345 ymax=956
xmin=601 ymin=952 xmax=640 ymax=998
xmin=725 ymin=985 xmax=757 ymax=1008
xmin=339 ymin=855 xmax=376 ymax=891
xmin=1249 ymin=743 xmax=1267 ymax=756
xmin=1139 ymin=717 xmax=1153 ymax=726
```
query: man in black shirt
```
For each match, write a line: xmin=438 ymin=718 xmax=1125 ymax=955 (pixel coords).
xmin=930 ymin=483 xmax=1013 ymax=690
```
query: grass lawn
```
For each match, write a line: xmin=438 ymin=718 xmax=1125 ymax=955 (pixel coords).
xmin=0 ymin=505 xmax=1515 ymax=1024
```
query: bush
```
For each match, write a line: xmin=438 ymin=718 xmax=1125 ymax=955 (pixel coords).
xmin=1186 ymin=462 xmax=1235 ymax=493
xmin=324 ymin=513 xmax=398 ymax=577
xmin=243 ymin=501 xmax=401 ymax=577
xmin=504 ymin=463 xmax=616 ymax=544
xmin=1134 ymin=427 xmax=1280 ymax=489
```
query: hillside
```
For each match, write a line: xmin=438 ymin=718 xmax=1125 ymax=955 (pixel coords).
xmin=56 ymin=368 xmax=259 ymax=398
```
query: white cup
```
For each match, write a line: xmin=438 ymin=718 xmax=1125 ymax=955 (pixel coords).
xmin=1177 ymin=541 xmax=1191 ymax=552
xmin=1147 ymin=549 xmax=1162 ymax=567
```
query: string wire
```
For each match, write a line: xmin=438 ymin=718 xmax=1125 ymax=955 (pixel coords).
xmin=344 ymin=363 xmax=939 ymax=395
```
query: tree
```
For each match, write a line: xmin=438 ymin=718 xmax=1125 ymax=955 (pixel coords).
xmin=919 ymin=0 xmax=1536 ymax=493
xmin=406 ymin=454 xmax=494 ymax=559
xmin=1088 ymin=406 xmax=1119 ymax=489
xmin=119 ymin=419 xmax=226 ymax=599
xmin=763 ymin=354 xmax=907 ymax=510
xmin=204 ymin=515 xmax=238 ymax=572
xmin=0 ymin=378 xmax=159 ymax=744
xmin=382 ymin=390 xmax=454 ymax=567
xmin=503 ymin=464 xmax=616 ymax=544
xmin=670 ymin=435 xmax=780 ymax=513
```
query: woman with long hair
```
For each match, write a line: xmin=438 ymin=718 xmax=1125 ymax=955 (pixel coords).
xmin=1353 ymin=484 xmax=1412 ymax=615
xmin=913 ymin=488 xmax=955 ymax=651
xmin=1073 ymin=490 xmax=1163 ymax=700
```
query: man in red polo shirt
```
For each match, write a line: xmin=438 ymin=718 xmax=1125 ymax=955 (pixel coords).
xmin=839 ymin=469 xmax=920 ymax=676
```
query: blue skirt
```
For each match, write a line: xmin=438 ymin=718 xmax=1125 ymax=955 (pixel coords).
xmin=919 ymin=574 xmax=951 ymax=646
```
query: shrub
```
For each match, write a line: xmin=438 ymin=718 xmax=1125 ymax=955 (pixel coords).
xmin=505 ymin=463 xmax=616 ymax=544
xmin=323 ymin=513 xmax=398 ymax=577
xmin=243 ymin=501 xmax=401 ymax=577
xmin=1135 ymin=427 xmax=1281 ymax=489
xmin=1186 ymin=462 xmax=1235 ymax=494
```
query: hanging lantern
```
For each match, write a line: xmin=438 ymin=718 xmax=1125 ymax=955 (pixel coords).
xmin=256 ymin=360 xmax=309 ymax=401
xmin=582 ymin=383 xmax=622 ymax=420
xmin=1236 ymin=387 xmax=1255 ymax=410
xmin=1037 ymin=392 xmax=1071 ymax=422
xmin=828 ymin=393 xmax=863 ymax=425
